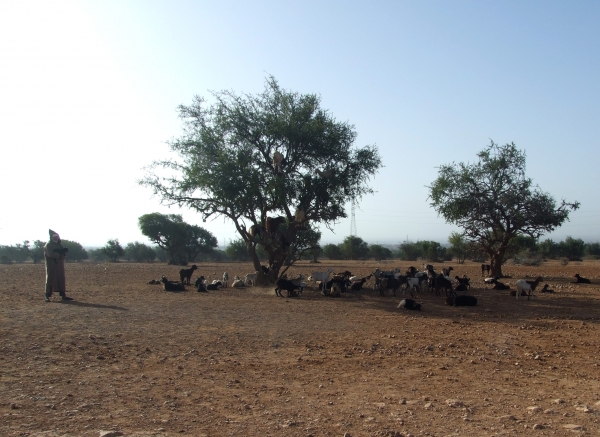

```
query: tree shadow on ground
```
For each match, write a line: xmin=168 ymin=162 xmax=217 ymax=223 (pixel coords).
xmin=61 ymin=300 xmax=129 ymax=311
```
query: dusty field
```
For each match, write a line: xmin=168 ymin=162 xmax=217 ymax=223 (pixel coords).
xmin=1 ymin=259 xmax=600 ymax=437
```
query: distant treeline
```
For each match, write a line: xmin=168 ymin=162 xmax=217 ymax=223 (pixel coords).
xmin=1 ymin=235 xmax=598 ymax=265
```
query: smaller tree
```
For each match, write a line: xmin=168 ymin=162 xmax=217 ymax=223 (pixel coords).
xmin=101 ymin=239 xmax=125 ymax=262
xmin=322 ymin=244 xmax=343 ymax=260
xmin=559 ymin=236 xmax=585 ymax=261
xmin=225 ymin=239 xmax=252 ymax=262
xmin=538 ymin=239 xmax=560 ymax=259
xmin=340 ymin=236 xmax=370 ymax=260
xmin=370 ymin=244 xmax=392 ymax=261
xmin=61 ymin=240 xmax=89 ymax=262
xmin=124 ymin=242 xmax=157 ymax=262
xmin=27 ymin=240 xmax=46 ymax=264
xmin=397 ymin=241 xmax=421 ymax=261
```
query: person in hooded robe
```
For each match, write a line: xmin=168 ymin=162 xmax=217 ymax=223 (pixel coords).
xmin=44 ymin=229 xmax=73 ymax=302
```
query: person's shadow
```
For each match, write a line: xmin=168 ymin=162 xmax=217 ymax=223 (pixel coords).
xmin=60 ymin=300 xmax=128 ymax=311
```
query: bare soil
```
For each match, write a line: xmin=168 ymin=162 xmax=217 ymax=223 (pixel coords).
xmin=2 ymin=259 xmax=600 ymax=437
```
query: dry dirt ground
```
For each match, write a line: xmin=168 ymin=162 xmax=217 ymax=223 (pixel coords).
xmin=2 ymin=260 xmax=600 ymax=437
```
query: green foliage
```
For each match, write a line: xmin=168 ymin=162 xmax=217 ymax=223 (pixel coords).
xmin=101 ymin=239 xmax=125 ymax=262
xmin=419 ymin=240 xmax=447 ymax=262
xmin=558 ymin=236 xmax=585 ymax=261
xmin=88 ymin=248 xmax=108 ymax=262
xmin=322 ymin=243 xmax=343 ymax=260
xmin=124 ymin=242 xmax=157 ymax=262
xmin=140 ymin=77 xmax=381 ymax=280
xmin=225 ymin=239 xmax=252 ymax=262
xmin=60 ymin=240 xmax=88 ymax=262
xmin=369 ymin=244 xmax=392 ymax=261
xmin=340 ymin=236 xmax=370 ymax=260
xmin=138 ymin=213 xmax=218 ymax=265
xmin=538 ymin=239 xmax=560 ymax=259
xmin=428 ymin=141 xmax=579 ymax=276
xmin=397 ymin=241 xmax=421 ymax=261
xmin=448 ymin=232 xmax=468 ymax=264
xmin=585 ymin=242 xmax=600 ymax=258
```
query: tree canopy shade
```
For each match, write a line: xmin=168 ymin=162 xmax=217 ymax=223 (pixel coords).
xmin=428 ymin=142 xmax=579 ymax=276
xmin=141 ymin=77 xmax=381 ymax=282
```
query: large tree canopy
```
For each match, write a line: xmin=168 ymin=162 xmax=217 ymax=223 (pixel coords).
xmin=141 ymin=77 xmax=381 ymax=282
xmin=428 ymin=141 xmax=579 ymax=276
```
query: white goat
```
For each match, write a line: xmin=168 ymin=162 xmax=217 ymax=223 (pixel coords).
xmin=244 ymin=271 xmax=258 ymax=286
xmin=308 ymin=268 xmax=333 ymax=291
xmin=515 ymin=276 xmax=543 ymax=300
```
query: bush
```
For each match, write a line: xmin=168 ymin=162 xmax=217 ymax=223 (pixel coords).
xmin=124 ymin=242 xmax=156 ymax=262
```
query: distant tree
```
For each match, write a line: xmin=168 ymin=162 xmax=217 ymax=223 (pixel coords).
xmin=340 ymin=236 xmax=370 ymax=260
xmin=0 ymin=245 xmax=26 ymax=263
xmin=26 ymin=240 xmax=46 ymax=264
xmin=225 ymin=239 xmax=252 ymax=262
xmin=138 ymin=213 xmax=217 ymax=265
xmin=448 ymin=232 xmax=468 ymax=264
xmin=370 ymin=244 xmax=392 ymax=261
xmin=428 ymin=141 xmax=579 ymax=276
xmin=140 ymin=77 xmax=382 ymax=283
xmin=153 ymin=246 xmax=168 ymax=262
xmin=88 ymin=248 xmax=108 ymax=262
xmin=322 ymin=244 xmax=343 ymax=260
xmin=283 ymin=225 xmax=321 ymax=268
xmin=538 ymin=239 xmax=559 ymax=259
xmin=101 ymin=239 xmax=125 ymax=262
xmin=398 ymin=241 xmax=421 ymax=261
xmin=124 ymin=242 xmax=157 ymax=262
xmin=61 ymin=240 xmax=89 ymax=262
xmin=559 ymin=236 xmax=585 ymax=261
xmin=419 ymin=240 xmax=446 ymax=262
xmin=585 ymin=242 xmax=600 ymax=258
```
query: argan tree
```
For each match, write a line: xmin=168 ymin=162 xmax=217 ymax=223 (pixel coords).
xmin=428 ymin=141 xmax=579 ymax=276
xmin=141 ymin=77 xmax=381 ymax=283
xmin=138 ymin=213 xmax=217 ymax=265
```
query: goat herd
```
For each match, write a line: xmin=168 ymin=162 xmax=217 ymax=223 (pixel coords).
xmin=149 ymin=263 xmax=594 ymax=311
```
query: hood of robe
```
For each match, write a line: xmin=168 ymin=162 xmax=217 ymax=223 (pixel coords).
xmin=49 ymin=229 xmax=61 ymax=244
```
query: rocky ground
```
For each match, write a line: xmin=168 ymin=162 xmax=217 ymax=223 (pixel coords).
xmin=1 ymin=259 xmax=600 ymax=437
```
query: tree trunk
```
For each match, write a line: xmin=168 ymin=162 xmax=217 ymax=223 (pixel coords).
xmin=490 ymin=246 xmax=507 ymax=277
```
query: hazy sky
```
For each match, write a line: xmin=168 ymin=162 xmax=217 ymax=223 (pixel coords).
xmin=2 ymin=0 xmax=599 ymax=248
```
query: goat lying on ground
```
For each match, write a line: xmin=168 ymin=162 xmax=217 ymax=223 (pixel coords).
xmin=349 ymin=275 xmax=372 ymax=291
xmin=492 ymin=280 xmax=510 ymax=290
xmin=148 ymin=279 xmax=160 ymax=285
xmin=515 ymin=276 xmax=543 ymax=300
xmin=540 ymin=284 xmax=555 ymax=293
xmin=194 ymin=276 xmax=206 ymax=292
xmin=484 ymin=276 xmax=499 ymax=284
xmin=231 ymin=278 xmax=245 ymax=288
xmin=446 ymin=294 xmax=478 ymax=306
xmin=179 ymin=265 xmax=198 ymax=285
xmin=454 ymin=283 xmax=468 ymax=292
xmin=574 ymin=274 xmax=591 ymax=284
xmin=161 ymin=276 xmax=185 ymax=292
xmin=206 ymin=281 xmax=222 ymax=291
xmin=398 ymin=298 xmax=422 ymax=311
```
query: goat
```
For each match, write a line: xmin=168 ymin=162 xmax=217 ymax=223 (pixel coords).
xmin=454 ymin=275 xmax=470 ymax=289
xmin=261 ymin=265 xmax=270 ymax=275
xmin=540 ymin=284 xmax=555 ymax=293
xmin=249 ymin=224 xmax=266 ymax=241
xmin=481 ymin=264 xmax=491 ymax=276
xmin=194 ymin=276 xmax=207 ymax=292
xmin=374 ymin=267 xmax=400 ymax=279
xmin=273 ymin=150 xmax=286 ymax=173
xmin=398 ymin=299 xmax=422 ymax=311
xmin=281 ymin=274 xmax=306 ymax=295
xmin=179 ymin=265 xmax=197 ymax=285
xmin=484 ymin=276 xmax=499 ymax=284
xmin=308 ymin=268 xmax=333 ymax=291
xmin=454 ymin=283 xmax=468 ymax=292
xmin=329 ymin=283 xmax=343 ymax=297
xmin=148 ymin=279 xmax=160 ymax=285
xmin=349 ymin=274 xmax=372 ymax=291
xmin=275 ymin=278 xmax=302 ymax=297
xmin=574 ymin=274 xmax=591 ymax=284
xmin=265 ymin=216 xmax=286 ymax=234
xmin=434 ymin=274 xmax=453 ymax=296
xmin=231 ymin=278 xmax=245 ymax=288
xmin=492 ymin=280 xmax=510 ymax=290
xmin=376 ymin=277 xmax=405 ymax=297
xmin=405 ymin=266 xmax=418 ymax=277
xmin=222 ymin=272 xmax=229 ymax=288
xmin=515 ymin=276 xmax=543 ymax=300
xmin=446 ymin=294 xmax=478 ymax=306
xmin=295 ymin=208 xmax=306 ymax=222
xmin=161 ymin=276 xmax=185 ymax=292
xmin=244 ymin=271 xmax=258 ymax=286
xmin=206 ymin=281 xmax=222 ymax=291
xmin=442 ymin=266 xmax=454 ymax=276
xmin=315 ymin=168 xmax=334 ymax=179
xmin=406 ymin=277 xmax=423 ymax=296
xmin=325 ymin=277 xmax=350 ymax=295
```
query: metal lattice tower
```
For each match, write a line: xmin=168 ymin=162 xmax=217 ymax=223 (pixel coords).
xmin=350 ymin=198 xmax=357 ymax=236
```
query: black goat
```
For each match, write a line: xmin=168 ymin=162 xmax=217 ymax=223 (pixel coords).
xmin=179 ymin=265 xmax=198 ymax=285
xmin=206 ymin=281 xmax=222 ymax=291
xmin=376 ymin=276 xmax=406 ymax=297
xmin=492 ymin=280 xmax=510 ymax=290
xmin=434 ymin=274 xmax=453 ymax=296
xmin=446 ymin=294 xmax=477 ymax=306
xmin=540 ymin=284 xmax=555 ymax=293
xmin=574 ymin=274 xmax=591 ymax=284
xmin=442 ymin=266 xmax=454 ymax=276
xmin=161 ymin=276 xmax=185 ymax=292
xmin=454 ymin=275 xmax=470 ymax=289
xmin=194 ymin=276 xmax=207 ymax=292
xmin=398 ymin=298 xmax=422 ymax=311
xmin=454 ymin=283 xmax=468 ymax=292
xmin=275 ymin=278 xmax=302 ymax=297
